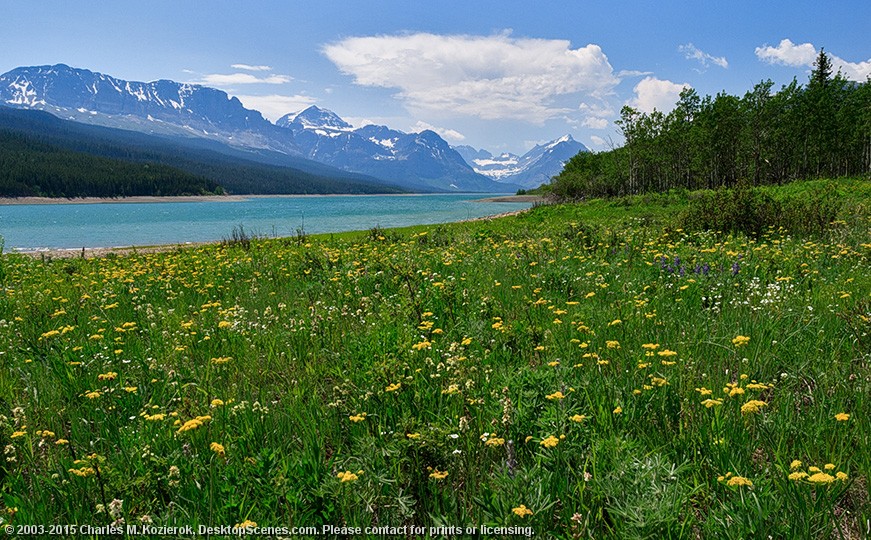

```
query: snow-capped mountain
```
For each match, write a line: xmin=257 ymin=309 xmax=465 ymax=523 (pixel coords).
xmin=0 ymin=64 xmax=299 ymax=155
xmin=0 ymin=65 xmax=513 ymax=192
xmin=276 ymin=106 xmax=514 ymax=192
xmin=455 ymin=135 xmax=588 ymax=189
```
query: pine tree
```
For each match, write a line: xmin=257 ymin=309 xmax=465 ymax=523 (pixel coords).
xmin=811 ymin=48 xmax=833 ymax=87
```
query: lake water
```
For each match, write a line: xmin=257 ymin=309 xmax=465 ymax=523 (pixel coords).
xmin=0 ymin=194 xmax=531 ymax=251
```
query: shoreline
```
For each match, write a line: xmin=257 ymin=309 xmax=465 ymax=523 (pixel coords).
xmin=0 ymin=192 xmax=523 ymax=206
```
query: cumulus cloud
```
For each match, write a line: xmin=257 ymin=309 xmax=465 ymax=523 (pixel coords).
xmin=590 ymin=135 xmax=606 ymax=147
xmin=233 ymin=94 xmax=317 ymax=122
xmin=199 ymin=73 xmax=292 ymax=86
xmin=755 ymin=39 xmax=871 ymax=81
xmin=412 ymin=121 xmax=466 ymax=142
xmin=231 ymin=64 xmax=273 ymax=72
xmin=679 ymin=43 xmax=728 ymax=69
xmin=579 ymin=102 xmax=613 ymax=129
xmin=322 ymin=32 xmax=620 ymax=124
xmin=755 ymin=39 xmax=818 ymax=67
xmin=627 ymin=77 xmax=690 ymax=114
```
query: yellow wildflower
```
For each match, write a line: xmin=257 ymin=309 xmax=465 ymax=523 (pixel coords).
xmin=732 ymin=335 xmax=750 ymax=347
xmin=834 ymin=412 xmax=850 ymax=421
xmin=790 ymin=460 xmax=802 ymax=470
xmin=485 ymin=437 xmax=505 ymax=447
xmin=512 ymin=505 xmax=533 ymax=518
xmin=337 ymin=471 xmax=359 ymax=483
xmin=613 ymin=406 xmax=622 ymax=414
xmin=726 ymin=476 xmax=753 ymax=487
xmin=348 ymin=413 xmax=367 ymax=423
xmin=540 ymin=435 xmax=560 ymax=448
xmin=385 ymin=383 xmax=402 ymax=392
xmin=807 ymin=472 xmax=835 ymax=484
xmin=569 ymin=414 xmax=587 ymax=423
xmin=546 ymin=391 xmax=565 ymax=401
xmin=210 ymin=442 xmax=226 ymax=458
xmin=741 ymin=400 xmax=767 ymax=414
xmin=429 ymin=469 xmax=449 ymax=480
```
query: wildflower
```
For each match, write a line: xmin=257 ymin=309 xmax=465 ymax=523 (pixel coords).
xmin=10 ymin=431 xmax=26 ymax=439
xmin=385 ymin=383 xmax=401 ymax=392
xmin=606 ymin=340 xmax=620 ymax=349
xmin=512 ymin=505 xmax=533 ymax=517
xmin=789 ymin=471 xmax=808 ymax=481
xmin=657 ymin=349 xmax=677 ymax=357
xmin=348 ymin=413 xmax=367 ymax=423
xmin=55 ymin=439 xmax=69 ymax=445
xmin=569 ymin=414 xmax=587 ymax=423
xmin=641 ymin=343 xmax=659 ymax=350
xmin=176 ymin=415 xmax=211 ymax=434
xmin=337 ymin=471 xmax=359 ymax=483
xmin=701 ymin=399 xmax=723 ymax=408
xmin=211 ymin=399 xmax=224 ymax=408
xmin=144 ymin=413 xmax=166 ymax=421
xmin=461 ymin=337 xmax=472 ymax=346
xmin=732 ymin=335 xmax=750 ymax=347
xmin=429 ymin=469 xmax=449 ymax=480
xmin=485 ymin=437 xmax=505 ymax=447
xmin=790 ymin=460 xmax=802 ymax=470
xmin=741 ymin=400 xmax=767 ymax=414
xmin=608 ymin=319 xmax=622 ymax=326
xmin=406 ymin=433 xmax=421 ymax=440
xmin=210 ymin=357 xmax=232 ymax=365
xmin=807 ymin=472 xmax=835 ymax=484
xmin=546 ymin=391 xmax=565 ymax=401
xmin=540 ymin=435 xmax=560 ymax=448
xmin=85 ymin=391 xmax=101 ymax=399
xmin=210 ymin=442 xmax=226 ymax=458
xmin=613 ymin=406 xmax=622 ymax=414
xmin=69 ymin=467 xmax=96 ymax=477
xmin=235 ymin=520 xmax=257 ymax=529
xmin=726 ymin=476 xmax=753 ymax=487
xmin=834 ymin=412 xmax=850 ymax=422
xmin=217 ymin=321 xmax=232 ymax=329
xmin=835 ymin=471 xmax=848 ymax=481
xmin=412 ymin=340 xmax=432 ymax=351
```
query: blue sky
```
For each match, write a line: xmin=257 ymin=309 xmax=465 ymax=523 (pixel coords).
xmin=3 ymin=1 xmax=869 ymax=153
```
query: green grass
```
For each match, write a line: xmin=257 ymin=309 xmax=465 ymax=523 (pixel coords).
xmin=0 ymin=178 xmax=869 ymax=538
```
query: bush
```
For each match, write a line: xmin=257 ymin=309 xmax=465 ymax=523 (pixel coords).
xmin=680 ymin=185 xmax=842 ymax=237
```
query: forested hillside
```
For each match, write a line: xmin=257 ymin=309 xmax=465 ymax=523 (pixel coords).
xmin=0 ymin=107 xmax=406 ymax=197
xmin=0 ymin=131 xmax=221 ymax=197
xmin=549 ymin=51 xmax=871 ymax=199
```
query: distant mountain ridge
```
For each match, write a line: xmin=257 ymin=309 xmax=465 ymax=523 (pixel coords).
xmin=0 ymin=65 xmax=520 ymax=192
xmin=454 ymin=135 xmax=589 ymax=189
xmin=276 ymin=106 xmax=514 ymax=192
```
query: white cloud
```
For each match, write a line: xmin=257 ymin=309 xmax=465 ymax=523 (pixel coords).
xmin=590 ymin=135 xmax=606 ymax=147
xmin=322 ymin=32 xmax=620 ymax=124
xmin=755 ymin=39 xmax=817 ymax=67
xmin=233 ymin=94 xmax=317 ymax=122
xmin=231 ymin=64 xmax=273 ymax=72
xmin=412 ymin=121 xmax=466 ymax=142
xmin=579 ymin=102 xmax=613 ymax=129
xmin=679 ymin=43 xmax=728 ymax=69
xmin=755 ymin=39 xmax=871 ymax=81
xmin=582 ymin=117 xmax=609 ymax=129
xmin=627 ymin=77 xmax=690 ymax=114
xmin=199 ymin=73 xmax=292 ymax=86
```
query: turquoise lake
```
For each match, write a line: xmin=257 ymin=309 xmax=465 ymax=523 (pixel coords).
xmin=0 ymin=193 xmax=531 ymax=251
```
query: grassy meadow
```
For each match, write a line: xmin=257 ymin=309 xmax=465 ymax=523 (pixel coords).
xmin=0 ymin=178 xmax=869 ymax=538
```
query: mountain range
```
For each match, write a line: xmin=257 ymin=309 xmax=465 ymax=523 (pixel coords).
xmin=0 ymin=64 xmax=585 ymax=193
